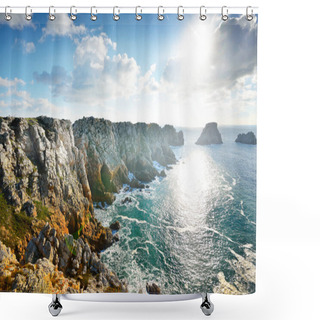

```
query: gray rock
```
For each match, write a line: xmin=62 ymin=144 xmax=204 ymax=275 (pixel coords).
xmin=162 ymin=125 xmax=184 ymax=146
xmin=235 ymin=132 xmax=257 ymax=145
xmin=146 ymin=282 xmax=161 ymax=294
xmin=23 ymin=224 xmax=127 ymax=292
xmin=112 ymin=233 xmax=120 ymax=242
xmin=159 ymin=170 xmax=166 ymax=177
xmin=196 ymin=122 xmax=223 ymax=145
xmin=22 ymin=201 xmax=37 ymax=217
xmin=73 ymin=117 xmax=182 ymax=201
xmin=110 ymin=220 xmax=121 ymax=231
xmin=121 ymin=197 xmax=132 ymax=205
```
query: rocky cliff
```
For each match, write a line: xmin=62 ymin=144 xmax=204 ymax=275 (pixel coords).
xmin=235 ymin=132 xmax=257 ymax=145
xmin=162 ymin=125 xmax=184 ymax=146
xmin=0 ymin=223 xmax=127 ymax=293
xmin=73 ymin=117 xmax=184 ymax=204
xmin=195 ymin=122 xmax=223 ymax=145
xmin=0 ymin=117 xmax=112 ymax=257
xmin=0 ymin=115 xmax=183 ymax=293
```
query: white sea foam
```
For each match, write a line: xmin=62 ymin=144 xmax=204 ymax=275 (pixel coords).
xmin=128 ymin=172 xmax=135 ymax=181
xmin=153 ymin=160 xmax=165 ymax=173
xmin=240 ymin=200 xmax=245 ymax=216
xmin=120 ymin=216 xmax=148 ymax=225
xmin=134 ymin=200 xmax=148 ymax=214
xmin=205 ymin=227 xmax=240 ymax=245
xmin=239 ymin=200 xmax=256 ymax=225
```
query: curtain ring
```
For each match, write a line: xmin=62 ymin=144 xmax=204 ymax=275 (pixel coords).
xmin=135 ymin=6 xmax=142 ymax=21
xmin=177 ymin=6 xmax=184 ymax=21
xmin=25 ymin=6 xmax=32 ymax=21
xmin=70 ymin=6 xmax=77 ymax=21
xmin=90 ymin=6 xmax=97 ymax=21
xmin=49 ymin=6 xmax=55 ymax=21
xmin=158 ymin=6 xmax=164 ymax=21
xmin=221 ymin=6 xmax=228 ymax=21
xmin=200 ymin=6 xmax=207 ymax=21
xmin=113 ymin=6 xmax=120 ymax=21
xmin=246 ymin=6 xmax=254 ymax=21
xmin=5 ymin=6 xmax=12 ymax=21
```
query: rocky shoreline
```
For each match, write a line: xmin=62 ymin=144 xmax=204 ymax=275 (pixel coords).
xmin=0 ymin=116 xmax=182 ymax=293
xmin=73 ymin=117 xmax=183 ymax=204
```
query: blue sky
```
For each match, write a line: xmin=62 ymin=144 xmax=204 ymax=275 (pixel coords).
xmin=0 ymin=13 xmax=257 ymax=127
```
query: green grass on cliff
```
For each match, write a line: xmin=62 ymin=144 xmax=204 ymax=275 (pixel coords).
xmin=34 ymin=201 xmax=52 ymax=220
xmin=0 ymin=193 xmax=33 ymax=251
xmin=26 ymin=118 xmax=38 ymax=126
xmin=0 ymin=193 xmax=52 ymax=255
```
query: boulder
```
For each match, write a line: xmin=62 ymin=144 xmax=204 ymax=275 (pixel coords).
xmin=121 ymin=197 xmax=132 ymax=205
xmin=22 ymin=201 xmax=37 ymax=218
xmin=159 ymin=170 xmax=166 ymax=177
xmin=22 ymin=224 xmax=128 ymax=293
xmin=109 ymin=221 xmax=121 ymax=231
xmin=146 ymin=282 xmax=161 ymax=294
xmin=112 ymin=233 xmax=120 ymax=243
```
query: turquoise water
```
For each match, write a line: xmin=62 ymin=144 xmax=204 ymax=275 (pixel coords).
xmin=96 ymin=126 xmax=256 ymax=294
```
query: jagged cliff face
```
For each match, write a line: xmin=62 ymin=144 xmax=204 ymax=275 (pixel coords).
xmin=73 ymin=117 xmax=183 ymax=203
xmin=0 ymin=117 xmax=112 ymax=257
xmin=0 ymin=115 xmax=183 ymax=293
xmin=162 ymin=125 xmax=184 ymax=146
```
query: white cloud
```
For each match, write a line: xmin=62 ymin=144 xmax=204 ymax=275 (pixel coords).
xmin=23 ymin=41 xmax=35 ymax=54
xmin=40 ymin=14 xmax=86 ymax=41
xmin=0 ymin=14 xmax=36 ymax=30
xmin=34 ymin=33 xmax=158 ymax=108
xmin=74 ymin=34 xmax=115 ymax=70
xmin=0 ymin=77 xmax=58 ymax=117
xmin=0 ymin=77 xmax=25 ymax=87
xmin=33 ymin=66 xmax=71 ymax=97
xmin=11 ymin=15 xmax=257 ymax=127
xmin=154 ymin=15 xmax=258 ymax=126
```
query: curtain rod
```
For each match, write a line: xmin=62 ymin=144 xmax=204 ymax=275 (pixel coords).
xmin=0 ymin=6 xmax=259 ymax=15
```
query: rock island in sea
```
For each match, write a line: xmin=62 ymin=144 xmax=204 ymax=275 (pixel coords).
xmin=235 ymin=131 xmax=257 ymax=145
xmin=195 ymin=122 xmax=223 ymax=145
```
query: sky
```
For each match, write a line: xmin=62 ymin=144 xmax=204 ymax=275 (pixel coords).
xmin=0 ymin=13 xmax=257 ymax=127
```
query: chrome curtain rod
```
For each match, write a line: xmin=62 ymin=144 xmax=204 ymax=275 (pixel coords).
xmin=0 ymin=6 xmax=258 ymax=15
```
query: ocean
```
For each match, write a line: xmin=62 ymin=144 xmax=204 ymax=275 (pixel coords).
xmin=95 ymin=125 xmax=256 ymax=294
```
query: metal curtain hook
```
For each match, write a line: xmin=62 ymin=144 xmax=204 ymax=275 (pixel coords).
xmin=158 ymin=6 xmax=164 ymax=21
xmin=49 ymin=6 xmax=55 ymax=21
xmin=90 ymin=6 xmax=97 ymax=21
xmin=246 ymin=6 xmax=254 ymax=21
xmin=5 ymin=6 xmax=12 ymax=21
xmin=135 ymin=6 xmax=142 ymax=21
xmin=70 ymin=6 xmax=77 ymax=21
xmin=113 ymin=6 xmax=120 ymax=21
xmin=177 ymin=6 xmax=184 ymax=21
xmin=25 ymin=6 xmax=32 ymax=21
xmin=200 ymin=6 xmax=207 ymax=21
xmin=221 ymin=6 xmax=228 ymax=21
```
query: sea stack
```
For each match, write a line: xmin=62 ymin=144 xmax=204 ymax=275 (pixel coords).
xmin=195 ymin=122 xmax=223 ymax=145
xmin=235 ymin=132 xmax=257 ymax=145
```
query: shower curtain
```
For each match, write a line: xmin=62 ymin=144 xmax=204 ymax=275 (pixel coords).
xmin=0 ymin=10 xmax=257 ymax=295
